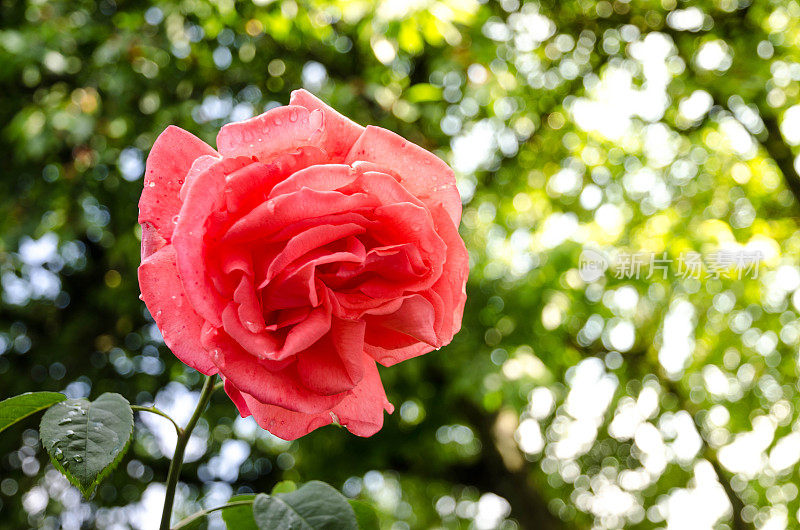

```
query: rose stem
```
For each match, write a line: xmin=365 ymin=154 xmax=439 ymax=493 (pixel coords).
xmin=159 ymin=374 xmax=217 ymax=530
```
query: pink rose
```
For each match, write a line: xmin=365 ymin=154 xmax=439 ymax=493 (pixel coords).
xmin=137 ymin=90 xmax=468 ymax=439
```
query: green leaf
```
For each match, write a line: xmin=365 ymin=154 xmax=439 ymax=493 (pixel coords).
xmin=349 ymin=500 xmax=379 ymax=530
xmin=252 ymin=481 xmax=357 ymax=530
xmin=221 ymin=495 xmax=258 ymax=530
xmin=39 ymin=393 xmax=133 ymax=497
xmin=271 ymin=480 xmax=297 ymax=494
xmin=0 ymin=392 xmax=65 ymax=434
xmin=404 ymin=83 xmax=442 ymax=103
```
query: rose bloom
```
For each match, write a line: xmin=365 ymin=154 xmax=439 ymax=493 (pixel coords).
xmin=138 ymin=90 xmax=468 ymax=440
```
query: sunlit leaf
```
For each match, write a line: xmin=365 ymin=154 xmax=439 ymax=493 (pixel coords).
xmin=0 ymin=392 xmax=65 ymax=434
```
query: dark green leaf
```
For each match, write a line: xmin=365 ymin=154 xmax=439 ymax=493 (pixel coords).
xmin=0 ymin=392 xmax=65 ymax=434
xmin=252 ymin=481 xmax=357 ymax=530
xmin=349 ymin=500 xmax=379 ymax=530
xmin=221 ymin=495 xmax=258 ymax=530
xmin=39 ymin=393 xmax=133 ymax=497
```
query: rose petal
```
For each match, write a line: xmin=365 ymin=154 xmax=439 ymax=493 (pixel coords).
xmin=138 ymin=245 xmax=217 ymax=375
xmin=268 ymin=164 xmax=357 ymax=199
xmin=233 ymin=274 xmax=265 ymax=332
xmin=222 ymin=162 xmax=273 ymax=215
xmin=364 ymin=206 xmax=468 ymax=367
xmin=260 ymin=238 xmax=367 ymax=310
xmin=296 ymin=318 xmax=365 ymax=395
xmin=216 ymin=105 xmax=324 ymax=160
xmin=265 ymin=223 xmax=365 ymax=284
xmin=224 ymin=380 xmax=333 ymax=441
xmin=139 ymin=126 xmax=218 ymax=258
xmin=180 ymin=155 xmax=221 ymax=203
xmin=346 ymin=125 xmax=462 ymax=226
xmin=290 ymin=89 xmax=365 ymax=161
xmin=227 ymin=353 xmax=392 ymax=440
xmin=430 ymin=204 xmax=469 ymax=336
xmin=173 ymin=157 xmax=253 ymax=326
xmin=223 ymin=188 xmax=375 ymax=243
xmin=367 ymin=294 xmax=439 ymax=347
xmin=209 ymin=331 xmax=346 ymax=413
xmin=331 ymin=355 xmax=394 ymax=437
xmin=224 ymin=147 xmax=329 ymax=215
xmin=275 ymin=304 xmax=332 ymax=360
xmin=346 ymin=169 xmax=425 ymax=209
xmin=221 ymin=303 xmax=281 ymax=360
xmin=364 ymin=328 xmax=431 ymax=367
xmin=261 ymin=260 xmax=320 ymax=309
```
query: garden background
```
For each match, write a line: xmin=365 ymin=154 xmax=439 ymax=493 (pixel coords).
xmin=2 ymin=0 xmax=800 ymax=528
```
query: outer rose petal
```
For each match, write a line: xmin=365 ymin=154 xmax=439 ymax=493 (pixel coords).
xmin=331 ymin=356 xmax=394 ymax=437
xmin=370 ymin=294 xmax=439 ymax=346
xmin=216 ymin=105 xmax=324 ymax=161
xmin=365 ymin=205 xmax=468 ymax=367
xmin=290 ymin=89 xmax=365 ymax=161
xmin=208 ymin=330 xmax=346 ymax=414
xmin=173 ymin=157 xmax=253 ymax=327
xmin=226 ymin=354 xmax=393 ymax=440
xmin=138 ymin=245 xmax=217 ymax=375
xmin=139 ymin=126 xmax=218 ymax=259
xmin=224 ymin=380 xmax=333 ymax=441
xmin=429 ymin=204 xmax=469 ymax=336
xmin=345 ymin=125 xmax=462 ymax=226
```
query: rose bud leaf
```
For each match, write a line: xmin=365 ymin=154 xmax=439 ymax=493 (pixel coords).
xmin=39 ymin=393 xmax=133 ymax=498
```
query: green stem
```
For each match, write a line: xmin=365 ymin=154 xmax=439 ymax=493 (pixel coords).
xmin=159 ymin=375 xmax=217 ymax=530
xmin=171 ymin=499 xmax=254 ymax=529
xmin=131 ymin=405 xmax=182 ymax=436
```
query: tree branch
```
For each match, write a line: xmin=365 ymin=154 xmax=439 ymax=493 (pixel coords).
xmin=459 ymin=400 xmax=568 ymax=530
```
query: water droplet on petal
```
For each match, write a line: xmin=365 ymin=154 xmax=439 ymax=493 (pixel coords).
xmin=172 ymin=215 xmax=180 ymax=224
xmin=148 ymin=182 xmax=156 ymax=188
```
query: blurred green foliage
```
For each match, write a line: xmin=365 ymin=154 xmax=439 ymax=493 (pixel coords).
xmin=2 ymin=0 xmax=800 ymax=528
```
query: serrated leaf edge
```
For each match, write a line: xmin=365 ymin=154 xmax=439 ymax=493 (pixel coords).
xmin=40 ymin=393 xmax=134 ymax=498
